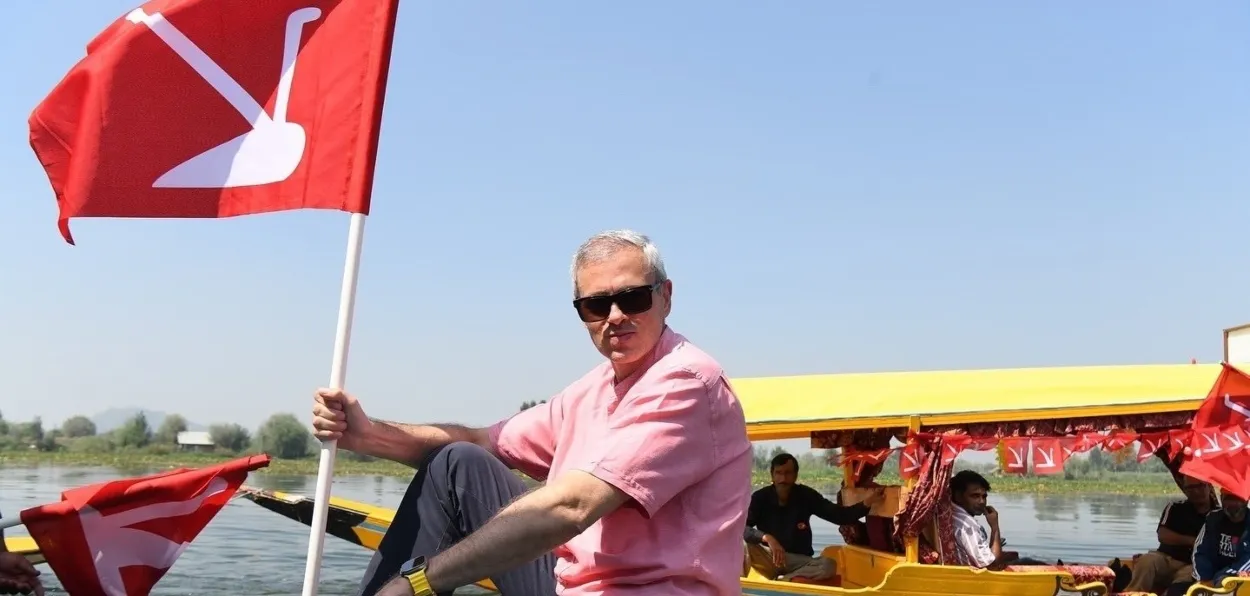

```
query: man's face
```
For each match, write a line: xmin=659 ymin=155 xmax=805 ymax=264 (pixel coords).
xmin=1181 ymin=478 xmax=1210 ymax=504
xmin=771 ymin=460 xmax=798 ymax=492
xmin=956 ymin=485 xmax=989 ymax=516
xmin=1221 ymin=490 xmax=1246 ymax=517
xmin=573 ymin=247 xmax=671 ymax=376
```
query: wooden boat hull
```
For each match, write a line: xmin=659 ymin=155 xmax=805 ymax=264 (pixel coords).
xmin=240 ymin=487 xmax=1184 ymax=596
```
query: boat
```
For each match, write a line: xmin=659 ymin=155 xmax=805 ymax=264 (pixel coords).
xmin=235 ymin=359 xmax=1250 ymax=596
xmin=731 ymin=361 xmax=1249 ymax=596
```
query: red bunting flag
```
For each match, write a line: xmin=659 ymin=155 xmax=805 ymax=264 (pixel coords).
xmin=899 ymin=441 xmax=924 ymax=481
xmin=1137 ymin=432 xmax=1169 ymax=463
xmin=1030 ymin=438 xmax=1066 ymax=476
xmin=1166 ymin=429 xmax=1193 ymax=460
xmin=1102 ymin=430 xmax=1138 ymax=452
xmin=28 ymin=0 xmax=398 ymax=243
xmin=18 ymin=455 xmax=270 ymax=596
xmin=940 ymin=435 xmax=972 ymax=465
xmin=1000 ymin=437 xmax=1030 ymax=475
xmin=1070 ymin=431 xmax=1107 ymax=453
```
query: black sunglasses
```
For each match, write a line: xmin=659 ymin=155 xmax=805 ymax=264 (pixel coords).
xmin=572 ymin=283 xmax=660 ymax=323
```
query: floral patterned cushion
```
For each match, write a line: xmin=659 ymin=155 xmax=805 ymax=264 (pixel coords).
xmin=1003 ymin=564 xmax=1115 ymax=586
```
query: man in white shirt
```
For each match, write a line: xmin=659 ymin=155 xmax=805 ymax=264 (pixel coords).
xmin=950 ymin=470 xmax=1015 ymax=570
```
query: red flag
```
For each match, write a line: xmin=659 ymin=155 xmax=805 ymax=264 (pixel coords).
xmin=1030 ymin=438 xmax=1066 ymax=475
xmin=29 ymin=0 xmax=400 ymax=244
xmin=940 ymin=435 xmax=972 ymax=464
xmin=19 ymin=454 xmax=270 ymax=596
xmin=1137 ymin=432 xmax=1169 ymax=463
xmin=1070 ymin=431 xmax=1107 ymax=453
xmin=1166 ymin=429 xmax=1193 ymax=460
xmin=1102 ymin=430 xmax=1138 ymax=452
xmin=899 ymin=441 xmax=924 ymax=481
xmin=1000 ymin=437 xmax=1029 ymax=475
xmin=1181 ymin=363 xmax=1250 ymax=499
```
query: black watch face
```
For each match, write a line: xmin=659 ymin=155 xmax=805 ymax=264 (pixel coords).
xmin=401 ymin=556 xmax=426 ymax=576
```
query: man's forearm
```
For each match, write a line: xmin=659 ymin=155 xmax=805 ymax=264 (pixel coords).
xmin=358 ymin=420 xmax=490 ymax=467
xmin=989 ymin=525 xmax=1002 ymax=559
xmin=423 ymin=488 xmax=580 ymax=592
xmin=1158 ymin=527 xmax=1197 ymax=546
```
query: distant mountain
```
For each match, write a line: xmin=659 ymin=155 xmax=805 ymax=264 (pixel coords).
xmin=90 ymin=408 xmax=207 ymax=434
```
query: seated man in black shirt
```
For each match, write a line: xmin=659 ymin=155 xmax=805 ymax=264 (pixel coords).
xmin=743 ymin=452 xmax=883 ymax=582
xmin=1122 ymin=476 xmax=1213 ymax=594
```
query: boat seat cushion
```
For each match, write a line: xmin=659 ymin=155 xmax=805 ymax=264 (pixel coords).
xmin=1005 ymin=564 xmax=1116 ymax=586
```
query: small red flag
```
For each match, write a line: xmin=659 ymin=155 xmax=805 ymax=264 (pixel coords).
xmin=1030 ymin=438 xmax=1066 ymax=476
xmin=898 ymin=441 xmax=923 ymax=481
xmin=18 ymin=454 xmax=270 ymax=596
xmin=1000 ymin=437 xmax=1029 ymax=475
xmin=29 ymin=0 xmax=399 ymax=244
xmin=1137 ymin=432 xmax=1169 ymax=463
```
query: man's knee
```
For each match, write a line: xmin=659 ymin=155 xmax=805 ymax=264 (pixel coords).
xmin=1132 ymin=550 xmax=1167 ymax=573
xmin=427 ymin=441 xmax=494 ymax=470
xmin=421 ymin=441 xmax=518 ymax=497
xmin=1171 ymin=564 xmax=1194 ymax=585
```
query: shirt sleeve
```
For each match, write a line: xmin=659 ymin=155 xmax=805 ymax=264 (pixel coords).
xmin=573 ymin=367 xmax=718 ymax=518
xmin=744 ymin=490 xmax=765 ymax=543
xmin=1158 ymin=502 xmax=1197 ymax=536
xmin=955 ymin=520 xmax=995 ymax=568
xmin=809 ymin=486 xmax=870 ymax=524
xmin=1157 ymin=502 xmax=1176 ymax=528
xmin=1192 ymin=514 xmax=1218 ymax=581
xmin=487 ymin=396 xmax=562 ymax=482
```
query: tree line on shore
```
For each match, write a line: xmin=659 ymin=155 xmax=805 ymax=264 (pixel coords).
xmin=0 ymin=410 xmax=377 ymax=461
xmin=0 ymin=399 xmax=557 ymax=461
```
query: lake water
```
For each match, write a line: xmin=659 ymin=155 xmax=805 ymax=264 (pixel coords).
xmin=0 ymin=465 xmax=1183 ymax=594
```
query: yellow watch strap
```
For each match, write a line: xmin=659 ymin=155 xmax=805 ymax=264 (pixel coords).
xmin=406 ymin=568 xmax=434 ymax=596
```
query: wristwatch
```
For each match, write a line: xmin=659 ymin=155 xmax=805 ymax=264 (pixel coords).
xmin=399 ymin=556 xmax=434 ymax=596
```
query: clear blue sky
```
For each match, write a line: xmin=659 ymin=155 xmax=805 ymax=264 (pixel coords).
xmin=2 ymin=1 xmax=1247 ymax=456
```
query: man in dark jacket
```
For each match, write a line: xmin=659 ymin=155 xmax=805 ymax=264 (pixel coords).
xmin=1167 ymin=487 xmax=1250 ymax=596
xmin=743 ymin=453 xmax=882 ymax=581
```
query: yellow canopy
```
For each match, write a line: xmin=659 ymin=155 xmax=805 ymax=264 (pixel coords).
xmin=735 ymin=362 xmax=1222 ymax=441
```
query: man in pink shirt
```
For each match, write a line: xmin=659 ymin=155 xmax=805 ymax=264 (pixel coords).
xmin=312 ymin=229 xmax=753 ymax=596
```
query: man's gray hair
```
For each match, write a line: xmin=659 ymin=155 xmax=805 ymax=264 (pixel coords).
xmin=570 ymin=229 xmax=668 ymax=297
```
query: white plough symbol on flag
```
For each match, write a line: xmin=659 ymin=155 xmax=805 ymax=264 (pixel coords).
xmin=79 ymin=477 xmax=230 ymax=594
xmin=125 ymin=6 xmax=321 ymax=189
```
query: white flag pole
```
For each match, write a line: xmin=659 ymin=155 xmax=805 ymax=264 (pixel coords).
xmin=0 ymin=517 xmax=22 ymax=531
xmin=297 ymin=1 xmax=400 ymax=591
xmin=300 ymin=211 xmax=367 ymax=596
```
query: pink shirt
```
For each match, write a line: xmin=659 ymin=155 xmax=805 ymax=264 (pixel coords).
xmin=488 ymin=327 xmax=753 ymax=595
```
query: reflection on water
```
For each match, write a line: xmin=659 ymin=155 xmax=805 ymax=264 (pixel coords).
xmin=0 ymin=465 xmax=1184 ymax=594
